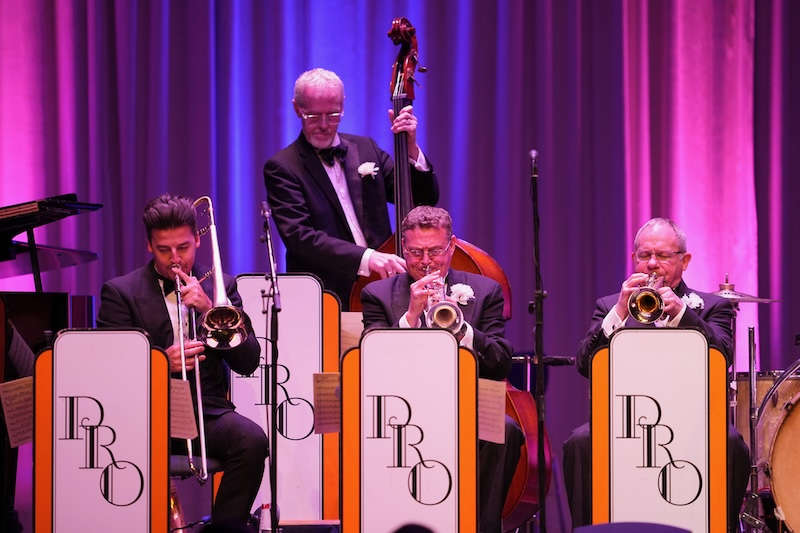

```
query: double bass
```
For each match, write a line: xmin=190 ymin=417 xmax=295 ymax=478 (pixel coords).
xmin=348 ymin=17 xmax=552 ymax=529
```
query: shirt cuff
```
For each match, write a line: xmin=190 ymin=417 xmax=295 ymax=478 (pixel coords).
xmin=411 ymin=149 xmax=430 ymax=171
xmin=399 ymin=312 xmax=420 ymax=328
xmin=601 ymin=307 xmax=625 ymax=337
xmin=665 ymin=302 xmax=688 ymax=328
xmin=459 ymin=321 xmax=474 ymax=350
xmin=358 ymin=248 xmax=374 ymax=277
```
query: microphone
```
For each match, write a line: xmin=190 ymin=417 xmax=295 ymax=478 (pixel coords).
xmin=529 ymin=149 xmax=539 ymax=180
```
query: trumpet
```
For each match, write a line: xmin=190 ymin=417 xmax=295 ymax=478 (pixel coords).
xmin=423 ymin=267 xmax=464 ymax=334
xmin=627 ymin=272 xmax=665 ymax=324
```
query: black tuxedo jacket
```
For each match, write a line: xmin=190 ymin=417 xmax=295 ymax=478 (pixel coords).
xmin=576 ymin=279 xmax=735 ymax=378
xmin=263 ymin=132 xmax=439 ymax=307
xmin=97 ymin=261 xmax=260 ymax=415
xmin=360 ymin=270 xmax=512 ymax=380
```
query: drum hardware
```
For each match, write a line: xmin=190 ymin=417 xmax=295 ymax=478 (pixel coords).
xmin=627 ymin=272 xmax=664 ymax=324
xmin=738 ymin=327 xmax=800 ymax=532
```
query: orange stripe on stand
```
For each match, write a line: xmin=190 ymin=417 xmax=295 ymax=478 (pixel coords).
xmin=340 ymin=348 xmax=360 ymax=533
xmin=151 ymin=348 xmax=169 ymax=532
xmin=322 ymin=292 xmax=341 ymax=520
xmin=591 ymin=348 xmax=610 ymax=524
xmin=34 ymin=349 xmax=53 ymax=533
xmin=458 ymin=348 xmax=478 ymax=533
xmin=708 ymin=348 xmax=727 ymax=533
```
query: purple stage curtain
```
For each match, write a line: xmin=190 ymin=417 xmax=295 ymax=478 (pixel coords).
xmin=1 ymin=1 xmax=799 ymax=529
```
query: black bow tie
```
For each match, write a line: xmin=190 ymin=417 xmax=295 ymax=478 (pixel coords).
xmin=157 ymin=275 xmax=178 ymax=295
xmin=317 ymin=144 xmax=347 ymax=166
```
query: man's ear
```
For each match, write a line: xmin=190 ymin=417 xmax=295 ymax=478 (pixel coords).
xmin=681 ymin=252 xmax=692 ymax=272
xmin=146 ymin=239 xmax=153 ymax=254
xmin=292 ymin=99 xmax=302 ymax=117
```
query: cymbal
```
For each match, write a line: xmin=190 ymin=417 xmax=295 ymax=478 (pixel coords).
xmin=0 ymin=241 xmax=97 ymax=279
xmin=715 ymin=273 xmax=777 ymax=303
xmin=714 ymin=288 xmax=778 ymax=304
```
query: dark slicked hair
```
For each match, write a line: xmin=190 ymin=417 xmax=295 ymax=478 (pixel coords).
xmin=142 ymin=193 xmax=196 ymax=240
xmin=400 ymin=206 xmax=453 ymax=241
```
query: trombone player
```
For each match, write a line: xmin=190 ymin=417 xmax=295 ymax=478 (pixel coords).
xmin=97 ymin=193 xmax=268 ymax=527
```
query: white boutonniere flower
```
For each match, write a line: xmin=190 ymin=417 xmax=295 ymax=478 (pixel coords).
xmin=357 ymin=161 xmax=379 ymax=180
xmin=449 ymin=283 xmax=475 ymax=306
xmin=681 ymin=292 xmax=705 ymax=310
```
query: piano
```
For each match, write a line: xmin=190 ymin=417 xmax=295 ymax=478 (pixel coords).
xmin=0 ymin=193 xmax=102 ymax=292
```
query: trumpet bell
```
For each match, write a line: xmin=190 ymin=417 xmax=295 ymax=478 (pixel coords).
xmin=627 ymin=287 xmax=664 ymax=324
xmin=427 ymin=300 xmax=464 ymax=334
xmin=198 ymin=305 xmax=247 ymax=348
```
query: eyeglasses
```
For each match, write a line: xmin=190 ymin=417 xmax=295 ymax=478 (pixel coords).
xmin=635 ymin=250 xmax=685 ymax=263
xmin=300 ymin=111 xmax=343 ymax=125
xmin=403 ymin=242 xmax=451 ymax=259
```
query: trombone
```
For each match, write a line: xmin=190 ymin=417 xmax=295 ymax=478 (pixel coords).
xmin=169 ymin=196 xmax=248 ymax=530
xmin=177 ymin=195 xmax=248 ymax=480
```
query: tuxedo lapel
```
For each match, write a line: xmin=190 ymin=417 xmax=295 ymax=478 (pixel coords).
xmin=295 ymin=134 xmax=350 ymax=231
xmin=391 ymin=274 xmax=413 ymax=325
xmin=137 ymin=263 xmax=175 ymax=347
xmin=444 ymin=270 xmax=477 ymax=323
xmin=340 ymin=137 xmax=367 ymax=231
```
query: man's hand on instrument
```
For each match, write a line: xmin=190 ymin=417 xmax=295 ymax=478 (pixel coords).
xmin=388 ymin=105 xmax=420 ymax=161
xmin=368 ymin=251 xmax=407 ymax=279
xmin=406 ymin=271 xmax=443 ymax=326
xmin=175 ymin=269 xmax=213 ymax=314
xmin=614 ymin=272 xmax=650 ymax=321
xmin=657 ymin=286 xmax=685 ymax=321
xmin=166 ymin=340 xmax=206 ymax=374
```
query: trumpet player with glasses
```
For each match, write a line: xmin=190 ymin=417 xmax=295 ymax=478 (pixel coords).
xmin=97 ymin=194 xmax=268 ymax=528
xmin=562 ymin=217 xmax=750 ymax=531
xmin=361 ymin=206 xmax=523 ymax=533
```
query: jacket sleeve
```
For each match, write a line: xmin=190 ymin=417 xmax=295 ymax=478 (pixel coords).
xmin=471 ymin=282 xmax=513 ymax=381
xmin=264 ymin=157 xmax=366 ymax=276
xmin=215 ymin=276 xmax=261 ymax=376
xmin=576 ymin=297 xmax=614 ymax=378
xmin=379 ymin=139 xmax=440 ymax=207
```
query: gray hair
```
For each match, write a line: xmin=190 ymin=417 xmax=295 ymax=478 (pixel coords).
xmin=401 ymin=206 xmax=453 ymax=239
xmin=293 ymin=68 xmax=344 ymax=105
xmin=633 ymin=217 xmax=687 ymax=252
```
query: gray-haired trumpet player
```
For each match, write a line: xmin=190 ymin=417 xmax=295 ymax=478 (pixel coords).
xmin=563 ymin=217 xmax=750 ymax=530
xmin=360 ymin=206 xmax=523 ymax=533
xmin=97 ymin=193 xmax=268 ymax=528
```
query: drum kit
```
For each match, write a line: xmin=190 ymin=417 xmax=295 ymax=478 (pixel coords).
xmin=716 ymin=275 xmax=796 ymax=532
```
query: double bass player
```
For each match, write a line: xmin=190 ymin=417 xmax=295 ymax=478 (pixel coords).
xmin=263 ymin=67 xmax=439 ymax=308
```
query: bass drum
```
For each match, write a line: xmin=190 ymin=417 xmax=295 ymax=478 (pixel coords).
xmin=767 ymin=391 xmax=800 ymax=530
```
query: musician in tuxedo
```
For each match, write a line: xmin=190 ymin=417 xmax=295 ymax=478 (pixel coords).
xmin=563 ymin=217 xmax=750 ymax=530
xmin=1 ymin=303 xmax=35 ymax=533
xmin=361 ymin=206 xmax=523 ymax=533
xmin=264 ymin=68 xmax=439 ymax=308
xmin=97 ymin=194 xmax=268 ymax=527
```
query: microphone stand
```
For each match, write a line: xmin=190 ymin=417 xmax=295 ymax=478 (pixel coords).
xmin=260 ymin=202 xmax=282 ymax=532
xmin=527 ymin=149 xmax=549 ymax=533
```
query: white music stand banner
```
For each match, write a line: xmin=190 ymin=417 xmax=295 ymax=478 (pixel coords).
xmin=233 ymin=273 xmax=339 ymax=520
xmin=341 ymin=328 xmax=478 ymax=533
xmin=35 ymin=329 xmax=169 ymax=532
xmin=591 ymin=328 xmax=728 ymax=533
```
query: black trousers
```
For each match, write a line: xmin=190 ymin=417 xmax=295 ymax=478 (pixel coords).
xmin=479 ymin=415 xmax=524 ymax=533
xmin=193 ymin=410 xmax=269 ymax=525
xmin=562 ymin=422 xmax=750 ymax=531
